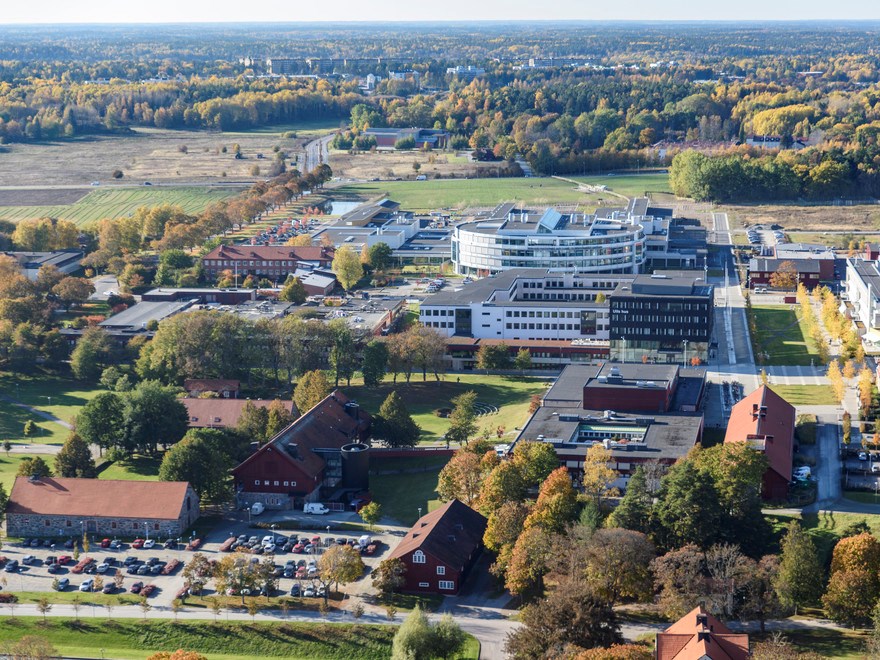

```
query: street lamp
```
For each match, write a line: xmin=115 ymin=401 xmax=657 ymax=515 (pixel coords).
xmin=144 ymin=522 xmax=149 ymax=541
xmin=620 ymin=338 xmax=627 ymax=363
xmin=417 ymin=507 xmax=422 ymax=520
xmin=270 ymin=524 xmax=276 ymax=546
xmin=683 ymin=339 xmax=689 ymax=368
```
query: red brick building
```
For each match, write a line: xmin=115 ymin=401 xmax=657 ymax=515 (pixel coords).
xmin=182 ymin=398 xmax=295 ymax=428
xmin=231 ymin=391 xmax=371 ymax=509
xmin=387 ymin=500 xmax=487 ymax=595
xmin=655 ymin=606 xmax=750 ymax=660
xmin=201 ymin=245 xmax=334 ymax=281
xmin=748 ymin=257 xmax=823 ymax=290
xmin=724 ymin=385 xmax=795 ymax=501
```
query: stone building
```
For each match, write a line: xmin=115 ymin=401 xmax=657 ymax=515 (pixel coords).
xmin=6 ymin=477 xmax=200 ymax=539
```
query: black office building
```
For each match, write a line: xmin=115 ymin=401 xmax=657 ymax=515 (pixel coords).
xmin=609 ymin=272 xmax=714 ymax=365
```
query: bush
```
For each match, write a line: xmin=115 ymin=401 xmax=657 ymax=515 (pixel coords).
xmin=0 ymin=593 xmax=18 ymax=603
xmin=394 ymin=137 xmax=416 ymax=150
xmin=111 ymin=169 xmax=123 ymax=179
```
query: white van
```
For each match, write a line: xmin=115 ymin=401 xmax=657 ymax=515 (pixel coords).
xmin=250 ymin=502 xmax=265 ymax=516
xmin=304 ymin=503 xmax=330 ymax=515
xmin=358 ymin=535 xmax=373 ymax=549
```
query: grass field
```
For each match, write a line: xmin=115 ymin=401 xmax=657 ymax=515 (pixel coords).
xmin=0 ymin=618 xmax=402 ymax=660
xmin=0 ymin=186 xmax=242 ymax=226
xmin=767 ymin=510 xmax=880 ymax=565
xmin=0 ymin=454 xmax=45 ymax=493
xmin=370 ymin=466 xmax=447 ymax=527
xmin=570 ymin=172 xmax=671 ymax=197
xmin=787 ymin=232 xmax=880 ymax=249
xmin=13 ymin=591 xmax=142 ymax=606
xmin=222 ymin=118 xmax=345 ymax=137
xmin=751 ymin=305 xmax=821 ymax=366
xmin=753 ymin=624 xmax=869 ymax=659
xmin=0 ymin=373 xmax=103 ymax=445
xmin=769 ymin=385 xmax=838 ymax=406
xmin=98 ymin=454 xmax=162 ymax=481
xmin=332 ymin=177 xmax=605 ymax=210
xmin=341 ymin=374 xmax=549 ymax=443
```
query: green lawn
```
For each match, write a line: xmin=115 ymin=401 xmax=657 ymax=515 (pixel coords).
xmin=843 ymin=490 xmax=880 ymax=505
xmin=370 ymin=467 xmax=447 ymax=527
xmin=98 ymin=454 xmax=162 ymax=481
xmin=341 ymin=374 xmax=549 ymax=443
xmin=0 ymin=373 xmax=104 ymax=445
xmin=767 ymin=511 xmax=880 ymax=565
xmin=13 ymin=591 xmax=141 ymax=606
xmin=788 ymin=232 xmax=880 ymax=250
xmin=0 ymin=186 xmax=241 ymax=226
xmin=769 ymin=385 xmax=838 ymax=406
xmin=222 ymin=118 xmax=345 ymax=136
xmin=332 ymin=177 xmax=604 ymax=210
xmin=0 ymin=454 xmax=45 ymax=493
xmin=570 ymin=172 xmax=671 ymax=197
xmin=752 ymin=305 xmax=822 ymax=366
xmin=753 ymin=623 xmax=869 ymax=659
xmin=0 ymin=618 xmax=400 ymax=660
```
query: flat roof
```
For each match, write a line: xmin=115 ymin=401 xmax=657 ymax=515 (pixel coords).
xmin=612 ymin=273 xmax=712 ymax=298
xmin=544 ymin=364 xmax=599 ymax=405
xmin=100 ymin=300 xmax=194 ymax=329
xmin=852 ymin=260 xmax=880 ymax=300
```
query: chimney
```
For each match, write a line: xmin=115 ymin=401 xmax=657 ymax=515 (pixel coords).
xmin=697 ymin=632 xmax=711 ymax=643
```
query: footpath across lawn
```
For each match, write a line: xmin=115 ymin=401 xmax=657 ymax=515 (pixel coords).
xmin=342 ymin=374 xmax=550 ymax=443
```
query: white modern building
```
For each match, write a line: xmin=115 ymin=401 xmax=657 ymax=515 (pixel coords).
xmin=420 ymin=268 xmax=633 ymax=342
xmin=451 ymin=202 xmax=657 ymax=276
xmin=845 ymin=258 xmax=880 ymax=342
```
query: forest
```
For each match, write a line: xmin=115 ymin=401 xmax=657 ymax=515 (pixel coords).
xmin=4 ymin=23 xmax=880 ymax=199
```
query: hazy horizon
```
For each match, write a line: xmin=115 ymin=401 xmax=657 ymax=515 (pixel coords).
xmin=3 ymin=0 xmax=880 ymax=25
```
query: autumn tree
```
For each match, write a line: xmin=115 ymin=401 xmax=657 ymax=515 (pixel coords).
xmin=523 ymin=467 xmax=578 ymax=533
xmin=332 ymin=245 xmax=364 ymax=290
xmin=147 ymin=651 xmax=209 ymax=660
xmin=505 ymin=578 xmax=621 ymax=658
xmin=822 ymin=532 xmax=880 ymax=625
xmin=513 ymin=348 xmax=532 ymax=374
xmin=437 ymin=450 xmax=484 ymax=505
xmin=505 ymin=525 xmax=555 ymax=599
xmin=54 ymin=432 xmax=96 ymax=478
xmin=769 ymin=260 xmax=798 ymax=290
xmin=372 ymin=558 xmax=407 ymax=600
xmin=581 ymin=443 xmax=616 ymax=505
xmin=293 ymin=369 xmax=330 ymax=414
xmin=511 ymin=441 xmax=559 ymax=487
xmin=478 ymin=461 xmax=527 ymax=516
xmin=484 ymin=501 xmax=529 ymax=577
xmin=582 ymin=528 xmax=656 ymax=604
xmin=319 ymin=544 xmax=365 ymax=594
xmin=359 ymin=501 xmax=382 ymax=530
xmin=279 ymin=276 xmax=307 ymax=303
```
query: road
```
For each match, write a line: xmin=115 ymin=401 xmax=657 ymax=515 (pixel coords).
xmin=300 ymin=134 xmax=333 ymax=174
xmin=89 ymin=275 xmax=119 ymax=301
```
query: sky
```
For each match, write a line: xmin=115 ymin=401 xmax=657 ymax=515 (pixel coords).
xmin=2 ymin=0 xmax=880 ymax=24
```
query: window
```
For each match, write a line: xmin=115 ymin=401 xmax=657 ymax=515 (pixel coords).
xmin=283 ymin=481 xmax=289 ymax=487
xmin=154 ymin=523 xmax=160 ymax=531
xmin=291 ymin=481 xmax=296 ymax=487
xmin=66 ymin=520 xmax=71 ymax=527
xmin=111 ymin=522 xmax=117 ymax=529
xmin=438 ymin=580 xmax=455 ymax=590
xmin=419 ymin=582 xmax=430 ymax=587
xmin=413 ymin=550 xmax=426 ymax=564
xmin=274 ymin=481 xmax=280 ymax=486
xmin=437 ymin=566 xmax=446 ymax=575
xmin=255 ymin=480 xmax=261 ymax=486
xmin=44 ymin=519 xmax=50 ymax=526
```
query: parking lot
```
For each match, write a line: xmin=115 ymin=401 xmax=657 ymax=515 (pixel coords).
xmin=843 ymin=448 xmax=880 ymax=490
xmin=0 ymin=521 xmax=398 ymax=606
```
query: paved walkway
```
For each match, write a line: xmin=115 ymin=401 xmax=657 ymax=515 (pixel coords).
xmin=0 ymin=392 xmax=73 ymax=430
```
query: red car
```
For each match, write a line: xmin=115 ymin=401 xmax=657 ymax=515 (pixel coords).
xmin=293 ymin=542 xmax=305 ymax=553
xmin=130 ymin=581 xmax=144 ymax=594
xmin=57 ymin=555 xmax=71 ymax=565
xmin=100 ymin=538 xmax=111 ymax=548
xmin=141 ymin=584 xmax=157 ymax=597
xmin=132 ymin=538 xmax=144 ymax=549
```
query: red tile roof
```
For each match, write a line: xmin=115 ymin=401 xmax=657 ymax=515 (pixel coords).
xmin=202 ymin=245 xmax=334 ymax=264
xmin=656 ymin=607 xmax=750 ymax=660
xmin=723 ymin=385 xmax=795 ymax=483
xmin=182 ymin=398 xmax=295 ymax=428
xmin=7 ymin=477 xmax=194 ymax=521
xmin=388 ymin=499 xmax=487 ymax=569
xmin=232 ymin=390 xmax=371 ymax=482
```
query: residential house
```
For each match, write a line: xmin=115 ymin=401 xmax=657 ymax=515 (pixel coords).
xmin=183 ymin=379 xmax=240 ymax=399
xmin=655 ymin=606 xmax=750 ymax=659
xmin=387 ymin=499 xmax=488 ymax=595
xmin=182 ymin=398 xmax=295 ymax=429
xmin=724 ymin=385 xmax=795 ymax=501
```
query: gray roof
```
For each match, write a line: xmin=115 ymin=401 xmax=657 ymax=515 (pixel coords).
xmin=543 ymin=364 xmax=599 ymax=405
xmin=518 ymin=406 xmax=702 ymax=461
xmin=850 ymin=259 xmax=880 ymax=301
xmin=421 ymin=269 xmax=549 ymax=306
xmin=612 ymin=273 xmax=712 ymax=298
xmin=100 ymin=300 xmax=195 ymax=330
xmin=749 ymin=258 xmax=822 ymax=274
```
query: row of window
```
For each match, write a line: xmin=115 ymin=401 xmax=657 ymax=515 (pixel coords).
xmin=616 ymin=302 xmax=708 ymax=311
xmin=506 ymin=322 xmax=606 ymax=333
xmin=517 ymin=293 xmax=606 ymax=301
xmin=424 ymin=321 xmax=452 ymax=329
xmin=23 ymin=519 xmax=162 ymax=531
xmin=614 ymin=315 xmax=706 ymax=325
xmin=615 ymin=326 xmax=705 ymax=337
xmin=205 ymin=260 xmax=300 ymax=267
xmin=417 ymin=581 xmax=456 ymax=590
xmin=506 ymin=310 xmax=607 ymax=319
xmin=254 ymin=479 xmax=297 ymax=487
xmin=422 ymin=309 xmax=452 ymax=316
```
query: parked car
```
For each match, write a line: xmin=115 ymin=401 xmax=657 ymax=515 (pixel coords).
xmin=22 ymin=555 xmax=36 ymax=565
xmin=130 ymin=581 xmax=144 ymax=594
xmin=100 ymin=538 xmax=111 ymax=548
xmin=45 ymin=556 xmax=57 ymax=565
xmin=58 ymin=555 xmax=71 ymax=565
xmin=96 ymin=562 xmax=110 ymax=574
xmin=163 ymin=539 xmax=176 ymax=549
xmin=4 ymin=560 xmax=18 ymax=573
xmin=126 ymin=564 xmax=141 ymax=575
xmin=109 ymin=540 xmax=122 ymax=550
xmin=304 ymin=503 xmax=330 ymax=515
xmin=302 ymin=586 xmax=316 ymax=597
xmin=54 ymin=577 xmax=70 ymax=590
xmin=123 ymin=556 xmax=138 ymax=566
xmin=290 ymin=583 xmax=301 ymax=597
xmin=79 ymin=578 xmax=94 ymax=592
xmin=146 ymin=557 xmax=159 ymax=566
xmin=137 ymin=565 xmax=151 ymax=576
xmin=143 ymin=539 xmax=156 ymax=549
xmin=141 ymin=584 xmax=157 ymax=597
xmin=859 ymin=452 xmax=868 ymax=461
xmin=132 ymin=538 xmax=145 ymax=549
xmin=293 ymin=542 xmax=305 ymax=553
xmin=102 ymin=583 xmax=116 ymax=594
xmin=161 ymin=559 xmax=181 ymax=575
xmin=150 ymin=563 xmax=165 ymax=575
xmin=47 ymin=563 xmax=61 ymax=574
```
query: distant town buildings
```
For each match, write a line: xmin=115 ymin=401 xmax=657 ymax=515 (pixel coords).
xmin=200 ymin=245 xmax=335 ymax=281
xmin=445 ymin=65 xmax=486 ymax=78
xmin=363 ymin=127 xmax=449 ymax=149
